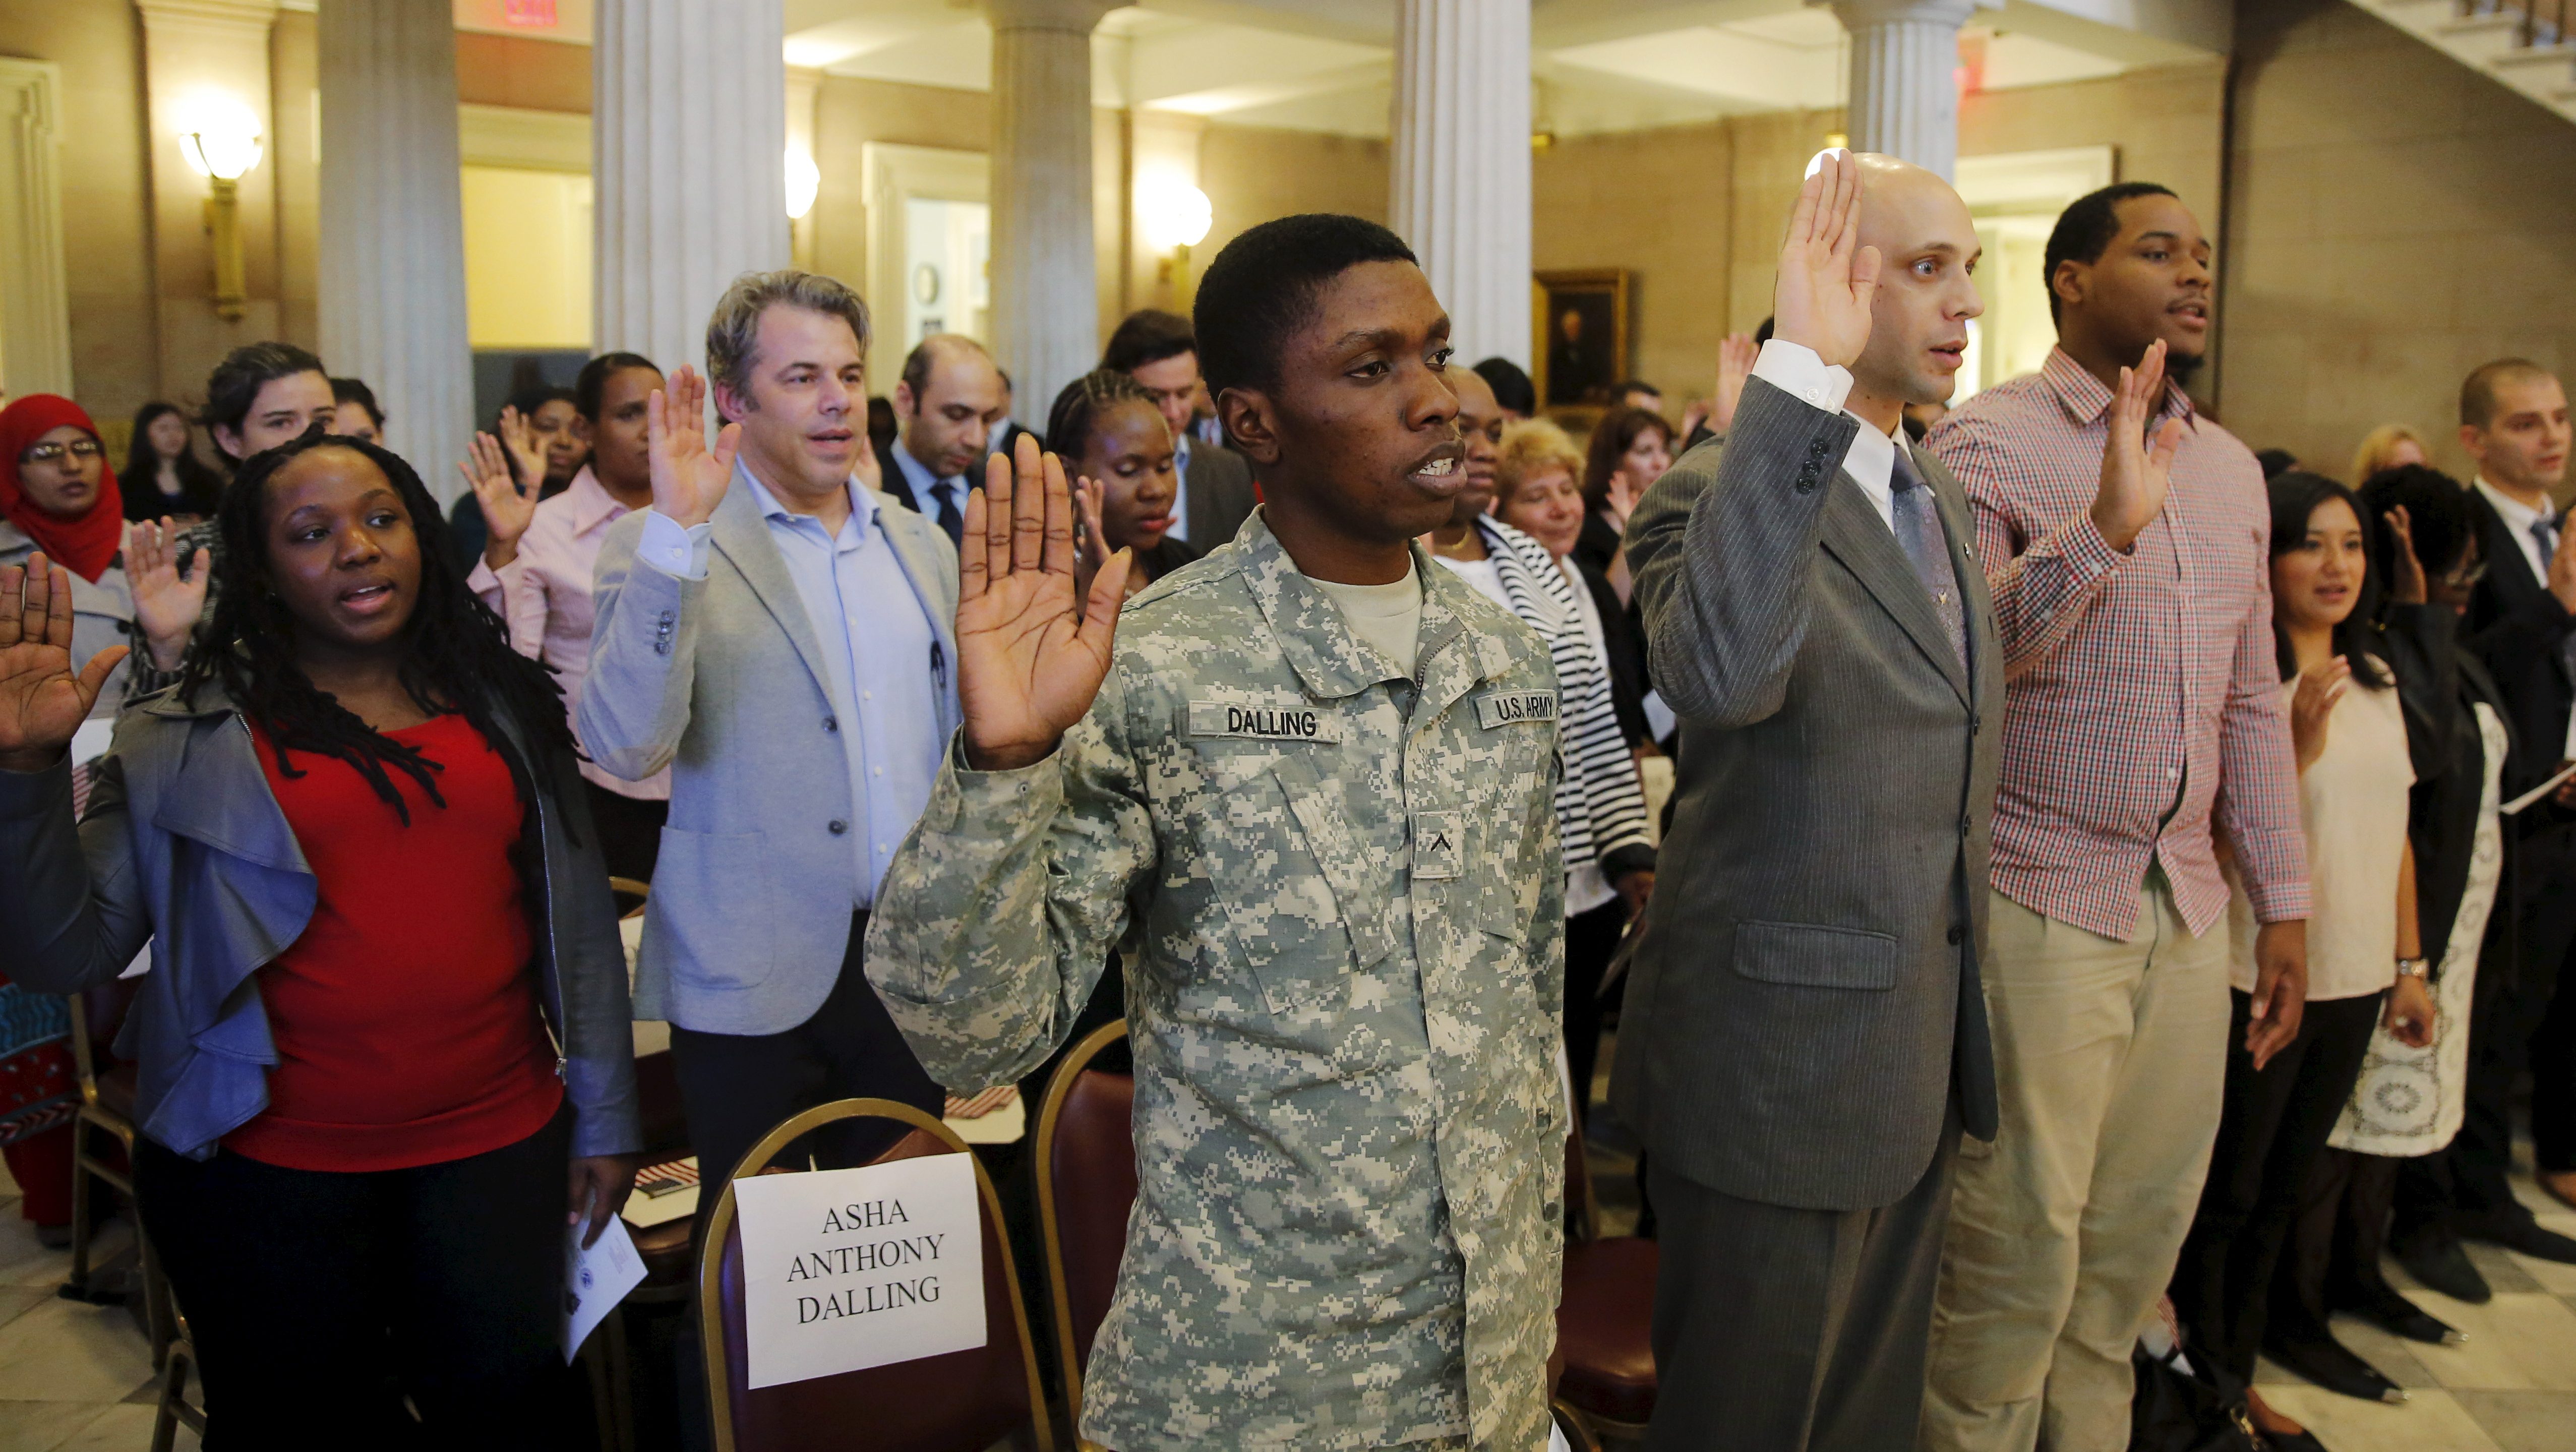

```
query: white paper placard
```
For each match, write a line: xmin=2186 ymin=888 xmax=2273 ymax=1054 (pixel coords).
xmin=732 ymin=1153 xmax=986 ymax=1389
xmin=562 ymin=1217 xmax=647 ymax=1363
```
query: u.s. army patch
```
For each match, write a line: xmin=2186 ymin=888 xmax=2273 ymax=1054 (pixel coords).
xmin=1186 ymin=700 xmax=1342 ymax=743
xmin=1472 ymin=689 xmax=1558 ymax=730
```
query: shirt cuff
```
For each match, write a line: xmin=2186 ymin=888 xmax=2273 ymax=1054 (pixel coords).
xmin=638 ymin=510 xmax=713 ymax=581
xmin=1750 ymin=338 xmax=1854 ymax=414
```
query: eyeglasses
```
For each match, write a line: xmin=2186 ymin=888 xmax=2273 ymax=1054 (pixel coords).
xmin=19 ymin=439 xmax=102 ymax=465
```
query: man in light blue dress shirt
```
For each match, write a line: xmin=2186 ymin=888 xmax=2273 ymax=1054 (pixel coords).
xmin=874 ymin=333 xmax=1008 ymax=549
xmin=579 ymin=270 xmax=963 ymax=1205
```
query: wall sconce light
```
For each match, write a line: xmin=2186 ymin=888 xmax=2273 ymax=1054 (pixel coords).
xmin=786 ymin=145 xmax=821 ymax=222
xmin=1139 ymin=176 xmax=1212 ymax=295
xmin=176 ymin=93 xmax=263 ymax=323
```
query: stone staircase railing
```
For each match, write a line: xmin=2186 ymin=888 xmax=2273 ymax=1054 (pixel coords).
xmin=2357 ymin=0 xmax=2576 ymax=122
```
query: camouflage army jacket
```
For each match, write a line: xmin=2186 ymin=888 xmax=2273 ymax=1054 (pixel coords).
xmin=868 ymin=514 xmax=1568 ymax=1451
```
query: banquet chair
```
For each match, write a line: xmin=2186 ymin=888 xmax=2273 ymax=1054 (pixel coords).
xmin=698 ymin=1099 xmax=1054 ymax=1452
xmin=58 ymin=979 xmax=176 ymax=1367
xmin=1552 ymin=1116 xmax=1659 ymax=1442
xmin=1030 ymin=1019 xmax=1134 ymax=1423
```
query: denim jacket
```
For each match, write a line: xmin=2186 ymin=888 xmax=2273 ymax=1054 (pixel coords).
xmin=0 ymin=681 xmax=641 ymax=1163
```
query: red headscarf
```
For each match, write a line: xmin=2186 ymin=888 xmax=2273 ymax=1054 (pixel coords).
xmin=0 ymin=394 xmax=124 ymax=583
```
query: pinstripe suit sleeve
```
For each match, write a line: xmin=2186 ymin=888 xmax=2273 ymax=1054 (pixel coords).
xmin=1625 ymin=376 xmax=1861 ymax=728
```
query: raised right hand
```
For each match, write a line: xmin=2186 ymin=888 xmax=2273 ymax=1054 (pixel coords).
xmin=2091 ymin=339 xmax=2183 ymax=552
xmin=2290 ymin=654 xmax=2350 ymax=773
xmin=124 ymin=518 xmax=207 ymax=672
xmin=2548 ymin=506 xmax=2576 ymax=615
xmin=1772 ymin=149 xmax=1880 ymax=370
xmin=0 ymin=555 xmax=128 ymax=771
xmin=461 ymin=431 xmax=537 ymax=568
xmin=956 ymin=433 xmax=1130 ymax=772
xmin=645 ymin=366 xmax=738 ymax=530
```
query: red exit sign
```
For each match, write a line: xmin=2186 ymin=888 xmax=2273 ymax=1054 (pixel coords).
xmin=502 ymin=0 xmax=557 ymax=27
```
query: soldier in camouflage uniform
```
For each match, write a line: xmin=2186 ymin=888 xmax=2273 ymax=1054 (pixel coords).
xmin=868 ymin=215 xmax=1569 ymax=1451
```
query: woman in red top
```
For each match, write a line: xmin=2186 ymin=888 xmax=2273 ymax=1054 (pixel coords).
xmin=0 ymin=429 xmax=639 ymax=1448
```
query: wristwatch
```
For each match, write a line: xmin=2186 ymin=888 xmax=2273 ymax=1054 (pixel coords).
xmin=2395 ymin=957 xmax=2430 ymax=980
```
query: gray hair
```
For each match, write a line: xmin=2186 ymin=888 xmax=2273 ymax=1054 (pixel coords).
xmin=703 ymin=269 xmax=872 ymax=409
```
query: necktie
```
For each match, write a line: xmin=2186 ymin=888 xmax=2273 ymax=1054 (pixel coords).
xmin=2533 ymin=517 xmax=2559 ymax=576
xmin=1889 ymin=448 xmax=1968 ymax=671
xmin=932 ymin=478 xmax=965 ymax=547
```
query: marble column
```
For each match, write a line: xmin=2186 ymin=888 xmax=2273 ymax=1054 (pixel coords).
xmin=134 ymin=0 xmax=281 ymax=401
xmin=594 ymin=0 xmax=788 ymax=391
xmin=985 ymin=0 xmax=1113 ymax=422
xmin=316 ymin=0 xmax=472 ymax=484
xmin=1831 ymin=0 xmax=1980 ymax=180
xmin=1391 ymin=0 xmax=1532 ymax=370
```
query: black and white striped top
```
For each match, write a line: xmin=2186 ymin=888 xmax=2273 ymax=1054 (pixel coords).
xmin=1469 ymin=516 xmax=1654 ymax=891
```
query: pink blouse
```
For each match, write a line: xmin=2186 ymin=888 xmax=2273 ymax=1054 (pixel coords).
xmin=464 ymin=467 xmax=671 ymax=802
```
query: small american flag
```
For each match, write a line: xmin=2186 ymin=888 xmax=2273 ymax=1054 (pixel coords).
xmin=943 ymin=1085 xmax=1020 ymax=1120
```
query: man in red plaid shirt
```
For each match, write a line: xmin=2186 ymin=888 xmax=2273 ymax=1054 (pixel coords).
xmin=1917 ymin=182 xmax=2311 ymax=1452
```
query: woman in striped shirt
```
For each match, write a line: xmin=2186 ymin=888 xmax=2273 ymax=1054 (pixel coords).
xmin=1426 ymin=367 xmax=1654 ymax=1108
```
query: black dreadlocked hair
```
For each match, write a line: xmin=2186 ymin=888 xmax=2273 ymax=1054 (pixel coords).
xmin=178 ymin=426 xmax=575 ymax=825
xmin=1045 ymin=368 xmax=1161 ymax=462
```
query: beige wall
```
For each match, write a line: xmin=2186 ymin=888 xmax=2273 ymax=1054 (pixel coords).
xmin=1963 ymin=62 xmax=2226 ymax=228
xmin=2216 ymin=0 xmax=2576 ymax=488
xmin=0 ymin=1 xmax=156 ymax=424
xmin=1533 ymin=122 xmax=1734 ymax=401
xmin=1194 ymin=120 xmax=1391 ymax=325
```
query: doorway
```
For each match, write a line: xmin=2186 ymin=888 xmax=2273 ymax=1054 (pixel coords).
xmin=862 ymin=144 xmax=990 ymax=398
xmin=1953 ymin=146 xmax=2117 ymax=403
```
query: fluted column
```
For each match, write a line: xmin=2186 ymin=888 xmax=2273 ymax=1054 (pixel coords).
xmin=594 ymin=0 xmax=788 ymax=392
xmin=316 ymin=0 xmax=472 ymax=483
xmin=986 ymin=0 xmax=1113 ymax=420
xmin=1391 ymin=0 xmax=1531 ymax=370
xmin=1831 ymin=0 xmax=1979 ymax=180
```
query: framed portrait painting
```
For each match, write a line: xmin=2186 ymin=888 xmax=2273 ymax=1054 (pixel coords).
xmin=1532 ymin=269 xmax=1630 ymax=409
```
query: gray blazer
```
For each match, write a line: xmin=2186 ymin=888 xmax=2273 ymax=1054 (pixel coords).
xmin=579 ymin=473 xmax=960 ymax=1037
xmin=1182 ymin=442 xmax=1256 ymax=554
xmin=0 ymin=683 xmax=641 ymax=1162
xmin=1611 ymin=378 xmax=2002 ymax=1213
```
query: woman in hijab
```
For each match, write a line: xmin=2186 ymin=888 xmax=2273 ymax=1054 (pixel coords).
xmin=0 ymin=396 xmax=143 ymax=1247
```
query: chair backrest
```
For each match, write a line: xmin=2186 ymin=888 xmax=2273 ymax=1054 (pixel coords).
xmin=67 ymin=977 xmax=142 ymax=1097
xmin=608 ymin=875 xmax=651 ymax=920
xmin=1031 ymin=1020 xmax=1136 ymax=1420
xmin=1565 ymin=1113 xmax=1599 ymax=1245
xmin=698 ymin=1099 xmax=1054 ymax=1452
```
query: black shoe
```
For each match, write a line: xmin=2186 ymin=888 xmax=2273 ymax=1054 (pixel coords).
xmin=2393 ymin=1228 xmax=2495 ymax=1302
xmin=2345 ymin=1281 xmax=2466 ymax=1346
xmin=2266 ymin=1332 xmax=2408 ymax=1404
xmin=2458 ymin=1212 xmax=2576 ymax=1264
xmin=2259 ymin=1429 xmax=2330 ymax=1452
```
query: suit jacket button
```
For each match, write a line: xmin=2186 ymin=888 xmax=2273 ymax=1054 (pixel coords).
xmin=1959 ymin=815 xmax=1973 ymax=834
xmin=1948 ymin=925 xmax=1965 ymax=945
xmin=828 ymin=819 xmax=849 ymax=835
xmin=823 ymin=716 xmax=839 ymax=733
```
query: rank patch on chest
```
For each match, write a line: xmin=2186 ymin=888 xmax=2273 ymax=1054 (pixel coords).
xmin=1473 ymin=689 xmax=1559 ymax=730
xmin=1413 ymin=810 xmax=1462 ymax=880
xmin=1185 ymin=700 xmax=1342 ymax=743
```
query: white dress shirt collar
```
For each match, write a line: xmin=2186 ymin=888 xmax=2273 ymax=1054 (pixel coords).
xmin=1748 ymin=337 xmax=1905 ymax=531
xmin=887 ymin=436 xmax=956 ymax=515
xmin=739 ymin=463 xmax=876 ymax=542
xmin=2476 ymin=476 xmax=2556 ymax=581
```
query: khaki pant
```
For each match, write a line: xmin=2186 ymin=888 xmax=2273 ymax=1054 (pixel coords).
xmin=1919 ymin=884 xmax=2232 ymax=1452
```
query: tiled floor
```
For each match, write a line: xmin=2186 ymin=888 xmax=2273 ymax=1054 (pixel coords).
xmin=2247 ymin=1172 xmax=2576 ymax=1452
xmin=1584 ymin=1082 xmax=2576 ymax=1452
xmin=0 ymin=1151 xmax=2567 ymax=1451
xmin=0 ymin=1190 xmax=187 ymax=1452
